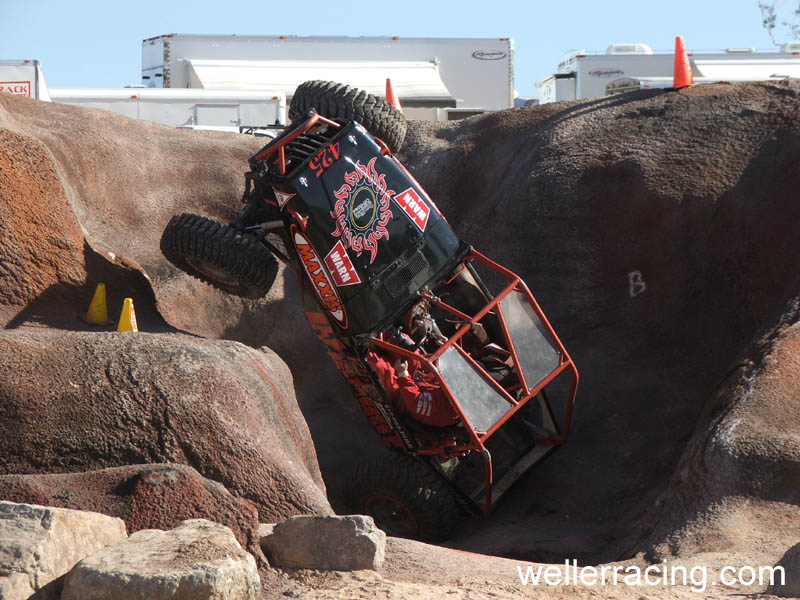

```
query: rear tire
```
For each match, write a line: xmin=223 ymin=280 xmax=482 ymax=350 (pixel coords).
xmin=345 ymin=453 xmax=460 ymax=542
xmin=160 ymin=213 xmax=278 ymax=299
xmin=289 ymin=80 xmax=407 ymax=153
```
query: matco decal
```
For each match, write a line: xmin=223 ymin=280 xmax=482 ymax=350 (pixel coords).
xmin=293 ymin=230 xmax=347 ymax=328
xmin=0 ymin=82 xmax=31 ymax=96
xmin=324 ymin=241 xmax=361 ymax=287
xmin=394 ymin=187 xmax=430 ymax=232
xmin=331 ymin=156 xmax=394 ymax=264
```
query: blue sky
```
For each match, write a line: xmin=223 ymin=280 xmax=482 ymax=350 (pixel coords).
xmin=1 ymin=0 xmax=794 ymax=97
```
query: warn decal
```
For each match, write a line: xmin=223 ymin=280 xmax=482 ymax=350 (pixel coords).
xmin=394 ymin=187 xmax=430 ymax=232
xmin=324 ymin=241 xmax=361 ymax=287
xmin=293 ymin=231 xmax=347 ymax=327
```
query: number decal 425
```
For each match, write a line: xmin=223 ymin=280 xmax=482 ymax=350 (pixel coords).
xmin=309 ymin=142 xmax=340 ymax=178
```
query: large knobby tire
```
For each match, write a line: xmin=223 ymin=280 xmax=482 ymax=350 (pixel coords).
xmin=345 ymin=453 xmax=460 ymax=542
xmin=289 ymin=80 xmax=407 ymax=154
xmin=160 ymin=213 xmax=278 ymax=299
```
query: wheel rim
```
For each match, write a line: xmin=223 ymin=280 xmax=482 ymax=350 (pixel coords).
xmin=365 ymin=494 xmax=419 ymax=538
xmin=186 ymin=257 xmax=240 ymax=286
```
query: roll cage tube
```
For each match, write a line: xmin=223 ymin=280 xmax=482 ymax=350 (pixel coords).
xmin=250 ymin=111 xmax=342 ymax=175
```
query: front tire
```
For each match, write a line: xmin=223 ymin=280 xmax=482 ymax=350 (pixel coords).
xmin=289 ymin=80 xmax=407 ymax=154
xmin=345 ymin=453 xmax=460 ymax=542
xmin=160 ymin=213 xmax=278 ymax=299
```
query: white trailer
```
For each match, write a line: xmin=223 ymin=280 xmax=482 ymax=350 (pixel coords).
xmin=141 ymin=34 xmax=514 ymax=121
xmin=0 ymin=59 xmax=51 ymax=101
xmin=48 ymin=87 xmax=286 ymax=130
xmin=537 ymin=42 xmax=800 ymax=104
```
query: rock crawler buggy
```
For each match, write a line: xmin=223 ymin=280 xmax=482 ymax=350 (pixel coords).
xmin=161 ymin=81 xmax=579 ymax=542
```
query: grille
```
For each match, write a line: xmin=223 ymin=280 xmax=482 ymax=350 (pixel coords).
xmin=384 ymin=251 xmax=430 ymax=299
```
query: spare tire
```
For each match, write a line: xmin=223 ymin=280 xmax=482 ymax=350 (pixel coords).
xmin=160 ymin=213 xmax=278 ymax=299
xmin=289 ymin=80 xmax=407 ymax=153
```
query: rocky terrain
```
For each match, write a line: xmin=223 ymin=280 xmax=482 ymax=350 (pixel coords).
xmin=0 ymin=81 xmax=798 ymax=598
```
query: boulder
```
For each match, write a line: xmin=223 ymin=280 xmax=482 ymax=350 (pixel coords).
xmin=0 ymin=463 xmax=262 ymax=557
xmin=769 ymin=542 xmax=800 ymax=597
xmin=261 ymin=514 xmax=385 ymax=571
xmin=0 ymin=501 xmax=126 ymax=600
xmin=628 ymin=299 xmax=800 ymax=559
xmin=62 ymin=519 xmax=259 ymax=600
xmin=0 ymin=329 xmax=331 ymax=522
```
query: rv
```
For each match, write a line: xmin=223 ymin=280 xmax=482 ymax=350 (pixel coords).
xmin=537 ymin=42 xmax=800 ymax=104
xmin=141 ymin=34 xmax=514 ymax=121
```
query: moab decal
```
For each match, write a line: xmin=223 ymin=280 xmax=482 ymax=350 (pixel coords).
xmin=293 ymin=230 xmax=347 ymax=327
xmin=394 ymin=187 xmax=430 ymax=232
xmin=324 ymin=241 xmax=361 ymax=287
xmin=331 ymin=156 xmax=394 ymax=264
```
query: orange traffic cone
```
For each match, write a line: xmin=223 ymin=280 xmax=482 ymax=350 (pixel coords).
xmin=117 ymin=297 xmax=138 ymax=332
xmin=84 ymin=283 xmax=110 ymax=325
xmin=673 ymin=36 xmax=694 ymax=88
xmin=386 ymin=78 xmax=403 ymax=113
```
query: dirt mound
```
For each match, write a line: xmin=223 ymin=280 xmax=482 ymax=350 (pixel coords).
xmin=0 ymin=463 xmax=262 ymax=557
xmin=0 ymin=329 xmax=330 ymax=521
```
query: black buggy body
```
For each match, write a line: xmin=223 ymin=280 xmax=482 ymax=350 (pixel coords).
xmin=161 ymin=82 xmax=579 ymax=542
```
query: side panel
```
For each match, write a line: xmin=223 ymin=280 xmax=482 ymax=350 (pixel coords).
xmin=141 ymin=35 xmax=513 ymax=111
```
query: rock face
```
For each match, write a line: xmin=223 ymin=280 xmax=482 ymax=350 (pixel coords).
xmin=629 ymin=298 xmax=800 ymax=559
xmin=0 ymin=464 xmax=262 ymax=557
xmin=770 ymin=542 xmax=800 ymax=597
xmin=396 ymin=81 xmax=800 ymax=561
xmin=0 ymin=329 xmax=331 ymax=522
xmin=62 ymin=519 xmax=260 ymax=600
xmin=0 ymin=501 xmax=127 ymax=600
xmin=261 ymin=515 xmax=386 ymax=571
xmin=2 ymin=80 xmax=800 ymax=571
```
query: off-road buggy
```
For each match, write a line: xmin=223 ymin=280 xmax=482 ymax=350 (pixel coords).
xmin=161 ymin=81 xmax=579 ymax=542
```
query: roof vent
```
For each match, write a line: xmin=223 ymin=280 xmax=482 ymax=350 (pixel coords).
xmin=780 ymin=42 xmax=800 ymax=53
xmin=606 ymin=43 xmax=653 ymax=55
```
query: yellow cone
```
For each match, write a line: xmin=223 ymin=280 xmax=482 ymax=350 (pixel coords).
xmin=117 ymin=298 xmax=138 ymax=332
xmin=85 ymin=283 xmax=109 ymax=325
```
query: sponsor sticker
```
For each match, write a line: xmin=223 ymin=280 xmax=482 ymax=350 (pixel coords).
xmin=0 ymin=81 xmax=31 ymax=96
xmin=472 ymin=50 xmax=507 ymax=60
xmin=394 ymin=187 xmax=430 ymax=232
xmin=588 ymin=69 xmax=624 ymax=77
xmin=324 ymin=240 xmax=361 ymax=287
xmin=331 ymin=156 xmax=394 ymax=264
xmin=309 ymin=142 xmax=340 ymax=178
xmin=293 ymin=230 xmax=347 ymax=327
xmin=273 ymin=188 xmax=295 ymax=210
